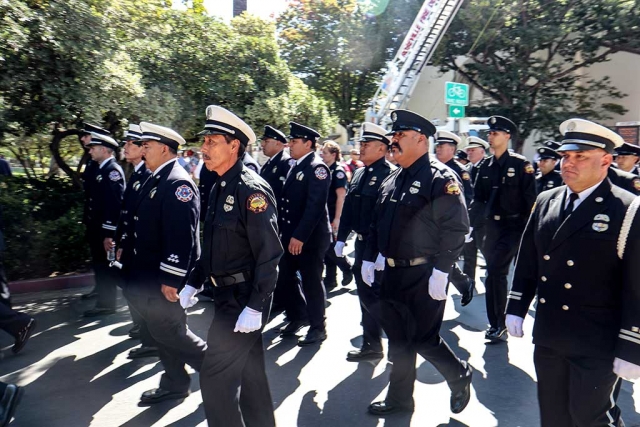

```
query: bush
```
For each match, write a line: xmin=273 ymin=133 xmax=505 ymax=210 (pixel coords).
xmin=0 ymin=176 xmax=90 ymax=280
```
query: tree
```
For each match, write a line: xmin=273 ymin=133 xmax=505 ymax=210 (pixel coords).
xmin=277 ymin=0 xmax=422 ymax=131
xmin=434 ymin=0 xmax=636 ymax=152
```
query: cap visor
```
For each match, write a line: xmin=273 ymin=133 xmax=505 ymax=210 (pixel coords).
xmin=197 ymin=129 xmax=228 ymax=137
xmin=557 ymin=143 xmax=600 ymax=152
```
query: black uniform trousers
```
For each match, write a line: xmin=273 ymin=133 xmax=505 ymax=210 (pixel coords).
xmin=462 ymin=223 xmax=486 ymax=278
xmin=124 ymin=290 xmax=206 ymax=393
xmin=88 ymin=232 xmax=119 ymax=310
xmin=0 ymin=300 xmax=31 ymax=338
xmin=201 ymin=283 xmax=275 ymax=427
xmin=376 ymin=262 xmax=467 ymax=408
xmin=482 ymin=218 xmax=524 ymax=329
xmin=277 ymin=241 xmax=330 ymax=331
xmin=353 ymin=237 xmax=383 ymax=351
xmin=323 ymin=240 xmax=352 ymax=287
xmin=534 ymin=345 xmax=623 ymax=427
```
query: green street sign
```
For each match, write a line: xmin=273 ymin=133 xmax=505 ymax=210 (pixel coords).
xmin=448 ymin=105 xmax=465 ymax=118
xmin=445 ymin=82 xmax=469 ymax=106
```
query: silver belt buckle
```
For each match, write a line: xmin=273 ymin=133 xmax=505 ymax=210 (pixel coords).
xmin=387 ymin=258 xmax=395 ymax=267
xmin=494 ymin=215 xmax=501 ymax=221
xmin=210 ymin=276 xmax=218 ymax=287
xmin=357 ymin=234 xmax=363 ymax=241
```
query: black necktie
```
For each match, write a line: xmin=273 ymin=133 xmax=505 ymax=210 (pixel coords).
xmin=563 ymin=192 xmax=579 ymax=220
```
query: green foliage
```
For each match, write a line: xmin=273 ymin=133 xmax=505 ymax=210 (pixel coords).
xmin=0 ymin=176 xmax=89 ymax=280
xmin=434 ymin=0 xmax=636 ymax=151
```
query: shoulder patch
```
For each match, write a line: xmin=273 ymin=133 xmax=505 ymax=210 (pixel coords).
xmin=336 ymin=171 xmax=345 ymax=179
xmin=315 ymin=167 xmax=328 ymax=180
xmin=634 ymin=178 xmax=640 ymax=192
xmin=524 ymin=163 xmax=535 ymax=174
xmin=175 ymin=184 xmax=194 ymax=202
xmin=109 ymin=170 xmax=122 ymax=181
xmin=445 ymin=180 xmax=461 ymax=195
xmin=461 ymin=171 xmax=471 ymax=181
xmin=247 ymin=193 xmax=268 ymax=213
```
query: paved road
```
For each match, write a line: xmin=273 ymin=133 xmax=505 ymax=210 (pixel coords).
xmin=1 ymin=249 xmax=638 ymax=426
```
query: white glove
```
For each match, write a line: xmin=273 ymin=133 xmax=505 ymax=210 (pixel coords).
xmin=179 ymin=285 xmax=200 ymax=309
xmin=334 ymin=241 xmax=345 ymax=257
xmin=613 ymin=357 xmax=640 ymax=380
xmin=234 ymin=307 xmax=262 ymax=333
xmin=464 ymin=227 xmax=474 ymax=243
xmin=428 ymin=268 xmax=449 ymax=300
xmin=506 ymin=314 xmax=524 ymax=337
xmin=374 ymin=253 xmax=386 ymax=271
xmin=361 ymin=261 xmax=375 ymax=287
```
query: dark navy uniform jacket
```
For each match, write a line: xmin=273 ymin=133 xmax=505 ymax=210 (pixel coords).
xmin=327 ymin=162 xmax=348 ymax=221
xmin=188 ymin=160 xmax=283 ymax=312
xmin=116 ymin=162 xmax=151 ymax=269
xmin=608 ymin=167 xmax=640 ymax=195
xmin=128 ymin=159 xmax=200 ymax=295
xmin=260 ymin=149 xmax=294 ymax=202
xmin=86 ymin=157 xmax=125 ymax=239
xmin=445 ymin=158 xmax=473 ymax=206
xmin=536 ymin=170 xmax=563 ymax=194
xmin=472 ymin=151 xmax=537 ymax=221
xmin=278 ymin=153 xmax=331 ymax=247
xmin=507 ymin=179 xmax=640 ymax=364
xmin=630 ymin=165 xmax=640 ymax=176
xmin=198 ymin=166 xmax=219 ymax=217
xmin=337 ymin=157 xmax=395 ymax=242
xmin=82 ymin=159 xmax=99 ymax=225
xmin=242 ymin=152 xmax=261 ymax=174
xmin=364 ymin=154 xmax=469 ymax=273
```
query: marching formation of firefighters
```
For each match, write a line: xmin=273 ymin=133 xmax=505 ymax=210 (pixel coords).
xmin=78 ymin=105 xmax=640 ymax=427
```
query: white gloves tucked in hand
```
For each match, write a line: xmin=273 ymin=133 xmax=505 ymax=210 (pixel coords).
xmin=234 ymin=307 xmax=263 ymax=333
xmin=613 ymin=357 xmax=640 ymax=380
xmin=179 ymin=285 xmax=200 ymax=309
xmin=428 ymin=269 xmax=449 ymax=300
xmin=334 ymin=241 xmax=345 ymax=257
xmin=361 ymin=261 xmax=375 ymax=287
xmin=374 ymin=253 xmax=386 ymax=271
xmin=464 ymin=227 xmax=474 ymax=243
xmin=506 ymin=314 xmax=524 ymax=337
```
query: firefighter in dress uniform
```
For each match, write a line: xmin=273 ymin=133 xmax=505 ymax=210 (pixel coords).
xmin=535 ymin=147 xmax=563 ymax=193
xmin=614 ymin=142 xmax=640 ymax=175
xmin=506 ymin=118 xmax=640 ymax=427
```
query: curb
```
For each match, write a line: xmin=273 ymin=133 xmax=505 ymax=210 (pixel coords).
xmin=8 ymin=273 xmax=95 ymax=295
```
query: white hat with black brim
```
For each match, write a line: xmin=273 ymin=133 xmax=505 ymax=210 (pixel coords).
xmin=199 ymin=105 xmax=256 ymax=147
xmin=558 ymin=118 xmax=623 ymax=154
xmin=465 ymin=136 xmax=489 ymax=150
xmin=358 ymin=122 xmax=391 ymax=145
xmin=85 ymin=132 xmax=118 ymax=150
xmin=139 ymin=122 xmax=185 ymax=151
xmin=435 ymin=130 xmax=461 ymax=146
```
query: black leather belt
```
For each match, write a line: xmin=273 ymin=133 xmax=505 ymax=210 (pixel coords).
xmin=492 ymin=214 xmax=520 ymax=221
xmin=386 ymin=256 xmax=431 ymax=268
xmin=210 ymin=271 xmax=251 ymax=287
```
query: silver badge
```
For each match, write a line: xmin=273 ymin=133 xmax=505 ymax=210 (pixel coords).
xmin=567 ymin=121 xmax=576 ymax=132
xmin=412 ymin=181 xmax=421 ymax=188
xmin=371 ymin=176 xmax=377 ymax=181
xmin=369 ymin=180 xmax=376 ymax=186
xmin=224 ymin=204 xmax=233 ymax=212
xmin=592 ymin=222 xmax=608 ymax=232
xmin=272 ymin=166 xmax=277 ymax=173
xmin=410 ymin=187 xmax=418 ymax=194
xmin=133 ymin=182 xmax=141 ymax=191
xmin=594 ymin=214 xmax=610 ymax=222
xmin=391 ymin=112 xmax=397 ymax=122
xmin=547 ymin=181 xmax=554 ymax=187
xmin=150 ymin=188 xmax=157 ymax=199
xmin=296 ymin=172 xmax=304 ymax=181
xmin=490 ymin=117 xmax=496 ymax=124
xmin=507 ymin=172 xmax=515 ymax=178
xmin=96 ymin=175 xmax=102 ymax=182
xmin=226 ymin=196 xmax=234 ymax=205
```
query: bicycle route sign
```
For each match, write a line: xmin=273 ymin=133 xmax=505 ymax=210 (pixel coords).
xmin=445 ymin=82 xmax=469 ymax=106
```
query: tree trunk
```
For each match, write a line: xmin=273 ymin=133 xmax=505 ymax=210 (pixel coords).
xmin=49 ymin=129 xmax=83 ymax=189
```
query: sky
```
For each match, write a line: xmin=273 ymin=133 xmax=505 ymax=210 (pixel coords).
xmin=175 ymin=0 xmax=290 ymax=21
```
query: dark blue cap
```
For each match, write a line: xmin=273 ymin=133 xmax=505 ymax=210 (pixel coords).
xmin=543 ymin=140 xmax=561 ymax=150
xmin=262 ymin=125 xmax=287 ymax=144
xmin=289 ymin=122 xmax=321 ymax=142
xmin=455 ymin=150 xmax=468 ymax=161
xmin=386 ymin=109 xmax=436 ymax=137
xmin=615 ymin=142 xmax=640 ymax=157
xmin=537 ymin=147 xmax=561 ymax=160
xmin=487 ymin=116 xmax=517 ymax=134
xmin=82 ymin=123 xmax=111 ymax=136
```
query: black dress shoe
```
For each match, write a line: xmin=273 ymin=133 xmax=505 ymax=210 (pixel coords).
xmin=140 ymin=388 xmax=189 ymax=405
xmin=12 ymin=318 xmax=36 ymax=354
xmin=486 ymin=327 xmax=507 ymax=342
xmin=450 ymin=363 xmax=473 ymax=414
xmin=484 ymin=327 xmax=498 ymax=340
xmin=346 ymin=347 xmax=384 ymax=362
xmin=128 ymin=324 xmax=141 ymax=339
xmin=280 ymin=320 xmax=309 ymax=337
xmin=460 ymin=279 xmax=475 ymax=307
xmin=367 ymin=401 xmax=413 ymax=416
xmin=80 ymin=291 xmax=97 ymax=300
xmin=128 ymin=346 xmax=160 ymax=359
xmin=0 ymin=384 xmax=23 ymax=427
xmin=84 ymin=307 xmax=116 ymax=317
xmin=341 ymin=268 xmax=354 ymax=286
xmin=298 ymin=328 xmax=327 ymax=346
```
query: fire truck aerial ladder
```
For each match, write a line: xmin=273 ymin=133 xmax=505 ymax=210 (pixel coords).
xmin=366 ymin=0 xmax=465 ymax=126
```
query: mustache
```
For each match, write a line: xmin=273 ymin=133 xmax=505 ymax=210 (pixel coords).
xmin=203 ymin=154 xmax=211 ymax=161
xmin=391 ymin=143 xmax=403 ymax=154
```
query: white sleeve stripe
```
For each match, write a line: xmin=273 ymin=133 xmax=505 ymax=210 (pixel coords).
xmin=102 ymin=224 xmax=117 ymax=230
xmin=620 ymin=329 xmax=640 ymax=340
xmin=159 ymin=262 xmax=187 ymax=274
xmin=619 ymin=334 xmax=640 ymax=346
xmin=160 ymin=265 xmax=186 ymax=277
xmin=508 ymin=291 xmax=523 ymax=296
xmin=507 ymin=295 xmax=521 ymax=300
